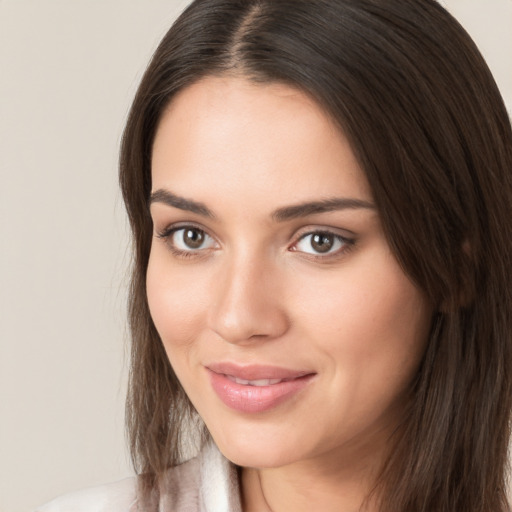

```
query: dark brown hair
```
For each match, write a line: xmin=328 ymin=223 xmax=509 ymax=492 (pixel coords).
xmin=119 ymin=1 xmax=512 ymax=510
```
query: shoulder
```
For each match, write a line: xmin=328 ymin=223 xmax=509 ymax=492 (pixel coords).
xmin=159 ymin=441 xmax=242 ymax=512
xmin=34 ymin=442 xmax=241 ymax=512
xmin=34 ymin=476 xmax=137 ymax=512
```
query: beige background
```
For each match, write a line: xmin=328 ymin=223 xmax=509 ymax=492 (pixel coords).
xmin=0 ymin=1 xmax=510 ymax=511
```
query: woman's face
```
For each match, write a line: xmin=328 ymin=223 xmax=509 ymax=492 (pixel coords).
xmin=147 ymin=76 xmax=432 ymax=469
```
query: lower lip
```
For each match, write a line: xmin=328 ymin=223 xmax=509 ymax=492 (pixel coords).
xmin=208 ymin=370 xmax=315 ymax=413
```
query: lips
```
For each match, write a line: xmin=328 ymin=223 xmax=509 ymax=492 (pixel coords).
xmin=206 ymin=362 xmax=315 ymax=413
xmin=225 ymin=375 xmax=284 ymax=386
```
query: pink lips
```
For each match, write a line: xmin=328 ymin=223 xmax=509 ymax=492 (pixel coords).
xmin=206 ymin=362 xmax=315 ymax=413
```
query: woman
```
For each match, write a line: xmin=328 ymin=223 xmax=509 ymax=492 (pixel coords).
xmin=38 ymin=0 xmax=512 ymax=511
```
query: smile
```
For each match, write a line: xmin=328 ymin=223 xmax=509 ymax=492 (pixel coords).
xmin=206 ymin=363 xmax=316 ymax=413
xmin=225 ymin=375 xmax=288 ymax=386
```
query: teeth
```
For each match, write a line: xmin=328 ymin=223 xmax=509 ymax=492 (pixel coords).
xmin=226 ymin=375 xmax=283 ymax=386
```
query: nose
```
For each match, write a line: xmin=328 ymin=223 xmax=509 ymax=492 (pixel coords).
xmin=207 ymin=253 xmax=289 ymax=345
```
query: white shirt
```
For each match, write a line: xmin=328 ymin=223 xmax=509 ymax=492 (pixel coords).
xmin=35 ymin=442 xmax=241 ymax=512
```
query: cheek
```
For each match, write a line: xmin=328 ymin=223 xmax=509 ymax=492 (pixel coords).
xmin=293 ymin=251 xmax=431 ymax=396
xmin=146 ymin=251 xmax=208 ymax=355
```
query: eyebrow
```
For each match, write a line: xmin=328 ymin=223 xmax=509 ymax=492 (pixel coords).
xmin=271 ymin=197 xmax=375 ymax=222
xmin=149 ymin=188 xmax=375 ymax=221
xmin=150 ymin=189 xmax=215 ymax=218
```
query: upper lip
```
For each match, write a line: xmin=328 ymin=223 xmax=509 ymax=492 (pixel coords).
xmin=206 ymin=362 xmax=314 ymax=381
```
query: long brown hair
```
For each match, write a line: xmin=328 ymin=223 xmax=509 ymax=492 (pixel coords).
xmin=119 ymin=1 xmax=512 ymax=510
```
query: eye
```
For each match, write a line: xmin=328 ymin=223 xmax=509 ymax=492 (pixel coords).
xmin=157 ymin=225 xmax=217 ymax=255
xmin=173 ymin=227 xmax=212 ymax=250
xmin=292 ymin=230 xmax=352 ymax=256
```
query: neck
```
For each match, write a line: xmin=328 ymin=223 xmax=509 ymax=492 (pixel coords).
xmin=241 ymin=443 xmax=384 ymax=512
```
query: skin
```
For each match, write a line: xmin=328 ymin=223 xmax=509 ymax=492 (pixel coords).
xmin=147 ymin=76 xmax=432 ymax=512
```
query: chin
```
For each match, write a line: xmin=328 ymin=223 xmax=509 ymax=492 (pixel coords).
xmin=217 ymin=443 xmax=293 ymax=469
xmin=208 ymin=423 xmax=305 ymax=469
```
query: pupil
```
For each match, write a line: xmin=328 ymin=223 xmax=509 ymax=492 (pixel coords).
xmin=311 ymin=233 xmax=334 ymax=253
xmin=184 ymin=229 xmax=204 ymax=249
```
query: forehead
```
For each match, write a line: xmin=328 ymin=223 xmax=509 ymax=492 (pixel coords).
xmin=151 ymin=76 xmax=372 ymax=208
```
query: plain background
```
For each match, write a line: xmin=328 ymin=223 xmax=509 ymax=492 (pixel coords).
xmin=0 ymin=1 xmax=510 ymax=511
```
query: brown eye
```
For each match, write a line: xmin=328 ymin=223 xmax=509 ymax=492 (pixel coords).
xmin=293 ymin=230 xmax=352 ymax=257
xmin=182 ymin=228 xmax=205 ymax=249
xmin=310 ymin=233 xmax=334 ymax=253
xmin=162 ymin=226 xmax=217 ymax=253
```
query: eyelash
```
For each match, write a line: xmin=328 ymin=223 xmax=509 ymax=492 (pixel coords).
xmin=156 ymin=224 xmax=356 ymax=261
xmin=156 ymin=224 xmax=216 ymax=259
xmin=291 ymin=230 xmax=355 ymax=261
